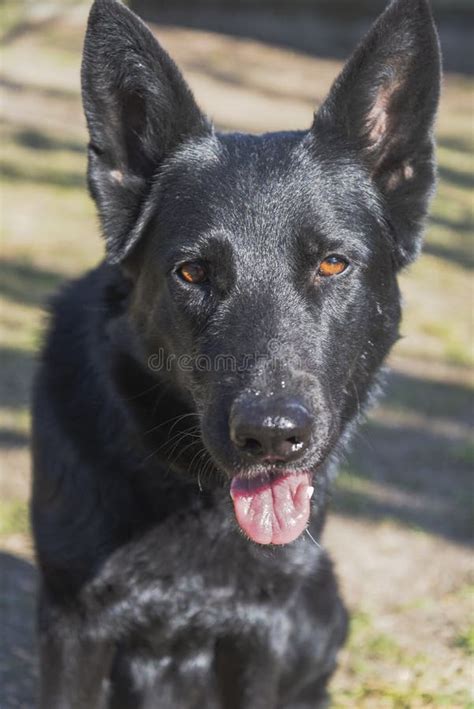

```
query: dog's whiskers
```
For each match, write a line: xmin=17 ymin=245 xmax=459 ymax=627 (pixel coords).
xmin=143 ymin=412 xmax=201 ymax=437
xmin=164 ymin=430 xmax=201 ymax=463
xmin=142 ymin=426 xmax=200 ymax=463
xmin=305 ymin=529 xmax=322 ymax=550
xmin=189 ymin=448 xmax=213 ymax=492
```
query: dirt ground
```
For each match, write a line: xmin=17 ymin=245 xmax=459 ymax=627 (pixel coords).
xmin=0 ymin=2 xmax=473 ymax=707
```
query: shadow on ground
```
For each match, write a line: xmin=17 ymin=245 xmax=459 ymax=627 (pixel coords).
xmin=131 ymin=4 xmax=474 ymax=75
xmin=1 ymin=160 xmax=85 ymax=190
xmin=0 ymin=76 xmax=79 ymax=103
xmin=0 ymin=259 xmax=66 ymax=309
xmin=334 ymin=369 xmax=474 ymax=544
xmin=0 ymin=553 xmax=38 ymax=709
xmin=0 ymin=429 xmax=29 ymax=448
xmin=13 ymin=127 xmax=84 ymax=154
xmin=0 ymin=346 xmax=36 ymax=410
xmin=424 ymin=236 xmax=474 ymax=269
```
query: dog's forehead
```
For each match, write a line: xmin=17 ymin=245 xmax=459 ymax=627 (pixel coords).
xmin=165 ymin=131 xmax=307 ymax=201
xmin=157 ymin=131 xmax=380 ymax=253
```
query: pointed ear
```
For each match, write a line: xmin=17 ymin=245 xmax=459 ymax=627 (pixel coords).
xmin=313 ymin=0 xmax=441 ymax=268
xmin=81 ymin=0 xmax=211 ymax=263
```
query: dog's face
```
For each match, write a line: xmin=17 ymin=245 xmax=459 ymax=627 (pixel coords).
xmin=129 ymin=134 xmax=403 ymax=546
xmin=82 ymin=0 xmax=440 ymax=544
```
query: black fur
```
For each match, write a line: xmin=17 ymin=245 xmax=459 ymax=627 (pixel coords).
xmin=31 ymin=0 xmax=440 ymax=706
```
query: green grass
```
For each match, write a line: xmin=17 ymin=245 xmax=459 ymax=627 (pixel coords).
xmin=0 ymin=1 xmax=28 ymax=37
xmin=454 ymin=626 xmax=474 ymax=656
xmin=333 ymin=609 xmax=473 ymax=708
xmin=453 ymin=442 xmax=474 ymax=466
xmin=0 ymin=501 xmax=30 ymax=537
xmin=334 ymin=686 xmax=473 ymax=708
xmin=347 ymin=611 xmax=412 ymax=665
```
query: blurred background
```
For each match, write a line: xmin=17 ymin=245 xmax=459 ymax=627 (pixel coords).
xmin=0 ymin=0 xmax=472 ymax=706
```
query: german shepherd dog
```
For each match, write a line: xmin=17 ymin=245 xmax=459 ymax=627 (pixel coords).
xmin=31 ymin=0 xmax=440 ymax=706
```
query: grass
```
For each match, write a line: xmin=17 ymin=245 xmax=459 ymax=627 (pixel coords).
xmin=0 ymin=501 xmax=29 ymax=537
xmin=453 ymin=442 xmax=474 ymax=466
xmin=454 ymin=626 xmax=474 ymax=656
xmin=333 ymin=609 xmax=473 ymax=708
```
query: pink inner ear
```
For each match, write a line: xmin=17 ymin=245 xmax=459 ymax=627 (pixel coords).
xmin=368 ymin=90 xmax=389 ymax=145
xmin=369 ymin=95 xmax=388 ymax=145
xmin=110 ymin=169 xmax=124 ymax=185
xmin=385 ymin=161 xmax=415 ymax=191
xmin=366 ymin=70 xmax=403 ymax=148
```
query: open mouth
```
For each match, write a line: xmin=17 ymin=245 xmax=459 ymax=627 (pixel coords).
xmin=230 ymin=470 xmax=313 ymax=545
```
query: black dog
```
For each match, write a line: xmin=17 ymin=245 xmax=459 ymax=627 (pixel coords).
xmin=31 ymin=0 xmax=440 ymax=706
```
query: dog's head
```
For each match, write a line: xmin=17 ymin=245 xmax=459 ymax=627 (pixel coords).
xmin=82 ymin=0 xmax=440 ymax=544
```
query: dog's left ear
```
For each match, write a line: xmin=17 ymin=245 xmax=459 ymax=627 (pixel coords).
xmin=81 ymin=0 xmax=211 ymax=263
xmin=313 ymin=0 xmax=441 ymax=268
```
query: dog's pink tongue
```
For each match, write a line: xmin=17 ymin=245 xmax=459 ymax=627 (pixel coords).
xmin=230 ymin=472 xmax=312 ymax=545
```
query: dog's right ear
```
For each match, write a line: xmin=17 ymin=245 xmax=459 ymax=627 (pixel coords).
xmin=82 ymin=0 xmax=210 ymax=263
xmin=312 ymin=0 xmax=440 ymax=269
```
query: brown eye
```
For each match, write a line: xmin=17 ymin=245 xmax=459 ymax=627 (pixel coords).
xmin=318 ymin=255 xmax=348 ymax=277
xmin=178 ymin=262 xmax=208 ymax=284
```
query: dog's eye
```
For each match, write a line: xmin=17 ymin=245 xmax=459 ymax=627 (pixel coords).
xmin=177 ymin=262 xmax=208 ymax=284
xmin=318 ymin=255 xmax=348 ymax=277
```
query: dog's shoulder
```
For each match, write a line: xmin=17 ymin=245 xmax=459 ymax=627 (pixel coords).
xmin=31 ymin=263 xmax=142 ymax=593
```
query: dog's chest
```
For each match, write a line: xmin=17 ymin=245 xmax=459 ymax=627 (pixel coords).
xmin=84 ymin=514 xmax=321 ymax=645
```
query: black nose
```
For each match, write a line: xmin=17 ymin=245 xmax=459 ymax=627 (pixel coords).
xmin=229 ymin=396 xmax=312 ymax=464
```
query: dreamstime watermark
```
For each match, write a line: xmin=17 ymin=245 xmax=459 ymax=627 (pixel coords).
xmin=147 ymin=339 xmax=304 ymax=374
